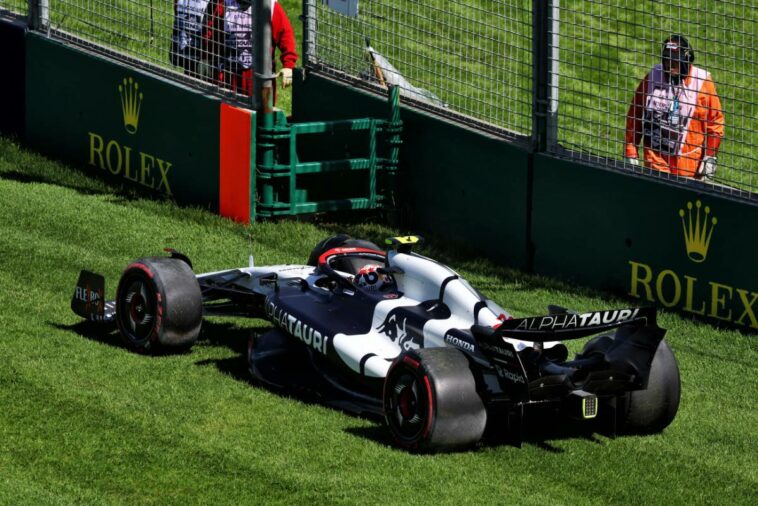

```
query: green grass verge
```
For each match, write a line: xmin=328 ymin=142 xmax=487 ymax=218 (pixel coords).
xmin=0 ymin=136 xmax=756 ymax=504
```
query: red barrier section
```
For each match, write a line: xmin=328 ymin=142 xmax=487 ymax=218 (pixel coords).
xmin=219 ymin=103 xmax=252 ymax=223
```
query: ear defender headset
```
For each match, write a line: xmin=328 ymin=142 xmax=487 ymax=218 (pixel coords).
xmin=662 ymin=35 xmax=694 ymax=83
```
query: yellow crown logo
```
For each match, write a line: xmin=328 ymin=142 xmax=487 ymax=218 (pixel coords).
xmin=679 ymin=200 xmax=717 ymax=263
xmin=118 ymin=77 xmax=143 ymax=134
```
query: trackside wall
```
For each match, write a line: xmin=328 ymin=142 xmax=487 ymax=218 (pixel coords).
xmin=532 ymin=155 xmax=758 ymax=331
xmin=0 ymin=14 xmax=26 ymax=138
xmin=295 ymin=72 xmax=757 ymax=332
xmin=25 ymin=33 xmax=223 ymax=210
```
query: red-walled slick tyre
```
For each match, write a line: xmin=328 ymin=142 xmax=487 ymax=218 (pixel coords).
xmin=116 ymin=257 xmax=202 ymax=353
xmin=383 ymin=347 xmax=486 ymax=452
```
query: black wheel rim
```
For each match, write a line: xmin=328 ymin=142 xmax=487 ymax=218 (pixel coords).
xmin=119 ymin=277 xmax=157 ymax=343
xmin=387 ymin=370 xmax=428 ymax=440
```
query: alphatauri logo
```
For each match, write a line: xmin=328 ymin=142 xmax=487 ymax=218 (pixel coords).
xmin=679 ymin=200 xmax=717 ymax=263
xmin=118 ymin=77 xmax=144 ymax=134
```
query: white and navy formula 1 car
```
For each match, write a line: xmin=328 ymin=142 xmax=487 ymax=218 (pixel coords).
xmin=72 ymin=235 xmax=680 ymax=452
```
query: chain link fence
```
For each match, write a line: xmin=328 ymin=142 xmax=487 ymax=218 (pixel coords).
xmin=0 ymin=0 xmax=26 ymax=13
xmin=551 ymin=0 xmax=755 ymax=198
xmin=2 ymin=0 xmax=287 ymax=102
xmin=5 ymin=0 xmax=211 ymax=88
xmin=305 ymin=0 xmax=533 ymax=140
xmin=2 ymin=0 xmax=756 ymax=198
xmin=307 ymin=0 xmax=755 ymax=199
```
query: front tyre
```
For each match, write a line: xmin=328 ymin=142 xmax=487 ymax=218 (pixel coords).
xmin=383 ymin=348 xmax=486 ymax=452
xmin=116 ymin=257 xmax=202 ymax=353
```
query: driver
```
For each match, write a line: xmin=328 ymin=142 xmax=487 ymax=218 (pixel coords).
xmin=353 ymin=264 xmax=395 ymax=292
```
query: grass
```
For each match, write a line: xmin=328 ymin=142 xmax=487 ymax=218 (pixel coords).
xmin=0 ymin=135 xmax=756 ymax=504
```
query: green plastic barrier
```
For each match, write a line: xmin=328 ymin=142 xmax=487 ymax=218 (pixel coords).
xmin=257 ymin=86 xmax=401 ymax=216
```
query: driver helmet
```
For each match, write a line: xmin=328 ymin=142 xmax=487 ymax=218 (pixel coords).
xmin=353 ymin=264 xmax=395 ymax=292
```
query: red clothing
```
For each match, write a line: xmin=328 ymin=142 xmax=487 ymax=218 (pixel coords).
xmin=206 ymin=0 xmax=297 ymax=99
xmin=625 ymin=64 xmax=724 ymax=177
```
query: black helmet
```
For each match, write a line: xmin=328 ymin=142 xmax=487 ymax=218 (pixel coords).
xmin=661 ymin=35 xmax=694 ymax=82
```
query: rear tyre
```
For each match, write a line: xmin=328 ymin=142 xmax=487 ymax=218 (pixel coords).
xmin=116 ymin=257 xmax=202 ymax=353
xmin=383 ymin=348 xmax=486 ymax=452
xmin=306 ymin=234 xmax=382 ymax=269
xmin=618 ymin=338 xmax=680 ymax=434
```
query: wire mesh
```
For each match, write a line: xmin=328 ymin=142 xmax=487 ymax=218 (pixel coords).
xmin=22 ymin=0 xmax=220 ymax=92
xmin=16 ymin=0 xmax=301 ymax=103
xmin=6 ymin=0 xmax=757 ymax=199
xmin=305 ymin=0 xmax=533 ymax=139
xmin=0 ymin=0 xmax=28 ymax=15
xmin=552 ymin=0 xmax=756 ymax=198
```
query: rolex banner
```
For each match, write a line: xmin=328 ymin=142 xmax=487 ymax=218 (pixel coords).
xmin=532 ymin=154 xmax=758 ymax=332
xmin=25 ymin=33 xmax=222 ymax=209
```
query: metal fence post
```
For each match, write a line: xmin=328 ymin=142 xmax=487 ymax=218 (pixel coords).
xmin=532 ymin=0 xmax=554 ymax=152
xmin=531 ymin=0 xmax=546 ymax=151
xmin=302 ymin=0 xmax=316 ymax=68
xmin=255 ymin=0 xmax=276 ymax=217
xmin=254 ymin=0 xmax=274 ymax=113
xmin=28 ymin=0 xmax=49 ymax=31
xmin=547 ymin=0 xmax=560 ymax=150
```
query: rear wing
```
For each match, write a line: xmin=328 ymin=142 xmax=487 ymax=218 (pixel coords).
xmin=472 ymin=306 xmax=667 ymax=399
xmin=71 ymin=270 xmax=116 ymax=323
xmin=493 ymin=307 xmax=662 ymax=342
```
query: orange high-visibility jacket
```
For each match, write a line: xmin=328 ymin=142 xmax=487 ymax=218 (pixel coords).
xmin=625 ymin=64 xmax=724 ymax=177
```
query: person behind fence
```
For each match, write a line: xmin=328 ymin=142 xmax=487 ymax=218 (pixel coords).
xmin=624 ymin=35 xmax=724 ymax=180
xmin=206 ymin=0 xmax=297 ymax=99
xmin=170 ymin=0 xmax=216 ymax=79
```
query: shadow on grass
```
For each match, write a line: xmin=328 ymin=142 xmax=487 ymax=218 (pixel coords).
xmin=196 ymin=320 xmax=256 ymax=356
xmin=519 ymin=418 xmax=610 ymax=453
xmin=193 ymin=320 xmax=258 ymax=387
xmin=343 ymin=425 xmax=396 ymax=448
xmin=0 ymin=146 xmax=242 ymax=232
xmin=54 ymin=318 xmax=256 ymax=356
xmin=343 ymin=418 xmax=613 ymax=454
xmin=54 ymin=320 xmax=123 ymax=349
xmin=58 ymin=319 xmax=620 ymax=453
xmin=1 ymin=170 xmax=96 ymax=196
xmin=56 ymin=318 xmax=269 ymax=364
xmin=0 ymin=165 xmax=137 ymax=200
xmin=342 ymin=405 xmax=616 ymax=454
xmin=53 ymin=320 xmax=197 ymax=356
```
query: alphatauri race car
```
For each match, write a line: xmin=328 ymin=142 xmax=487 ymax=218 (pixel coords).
xmin=71 ymin=235 xmax=680 ymax=452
